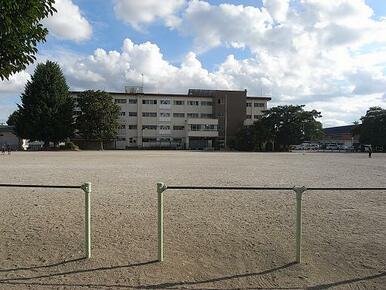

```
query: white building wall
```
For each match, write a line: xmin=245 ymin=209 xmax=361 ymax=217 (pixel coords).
xmin=71 ymin=91 xmax=270 ymax=149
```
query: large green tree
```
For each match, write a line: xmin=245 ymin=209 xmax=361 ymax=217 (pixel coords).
xmin=6 ymin=110 xmax=20 ymax=126
xmin=75 ymin=90 xmax=120 ymax=150
xmin=16 ymin=60 xmax=74 ymax=147
xmin=356 ymin=107 xmax=386 ymax=150
xmin=0 ymin=0 xmax=56 ymax=80
xmin=231 ymin=105 xmax=323 ymax=151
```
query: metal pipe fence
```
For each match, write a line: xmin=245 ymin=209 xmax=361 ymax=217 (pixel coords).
xmin=0 ymin=182 xmax=92 ymax=259
xmin=157 ymin=183 xmax=386 ymax=263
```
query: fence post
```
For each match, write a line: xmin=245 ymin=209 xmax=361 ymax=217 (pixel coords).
xmin=82 ymin=182 xmax=92 ymax=259
xmin=157 ymin=182 xmax=167 ymax=262
xmin=293 ymin=186 xmax=306 ymax=263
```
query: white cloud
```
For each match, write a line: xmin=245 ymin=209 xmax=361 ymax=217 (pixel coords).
xmin=0 ymin=71 xmax=30 ymax=94
xmin=42 ymin=0 xmax=92 ymax=41
xmin=262 ymin=0 xmax=289 ymax=23
xmin=2 ymin=0 xmax=386 ymax=127
xmin=113 ymin=0 xmax=185 ymax=29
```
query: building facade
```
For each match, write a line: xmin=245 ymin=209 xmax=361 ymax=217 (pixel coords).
xmin=71 ymin=87 xmax=271 ymax=149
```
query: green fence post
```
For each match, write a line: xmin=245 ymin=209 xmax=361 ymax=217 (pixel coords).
xmin=293 ymin=186 xmax=306 ymax=263
xmin=157 ymin=182 xmax=167 ymax=262
xmin=82 ymin=182 xmax=92 ymax=259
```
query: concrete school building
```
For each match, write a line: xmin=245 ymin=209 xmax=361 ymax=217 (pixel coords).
xmin=70 ymin=87 xmax=271 ymax=150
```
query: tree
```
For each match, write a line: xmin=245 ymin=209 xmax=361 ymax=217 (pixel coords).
xmin=0 ymin=0 xmax=56 ymax=80
xmin=6 ymin=110 xmax=20 ymax=126
xmin=231 ymin=105 xmax=323 ymax=151
xmin=16 ymin=60 xmax=74 ymax=147
xmin=356 ymin=107 xmax=386 ymax=150
xmin=75 ymin=90 xmax=120 ymax=150
xmin=263 ymin=105 xmax=323 ymax=150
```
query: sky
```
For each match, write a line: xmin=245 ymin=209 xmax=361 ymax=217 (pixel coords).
xmin=1 ymin=0 xmax=386 ymax=127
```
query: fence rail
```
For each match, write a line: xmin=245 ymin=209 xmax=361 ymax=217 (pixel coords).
xmin=0 ymin=184 xmax=82 ymax=189
xmin=157 ymin=183 xmax=386 ymax=263
xmin=0 ymin=182 xmax=92 ymax=259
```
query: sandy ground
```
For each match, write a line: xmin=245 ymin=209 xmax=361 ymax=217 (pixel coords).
xmin=0 ymin=151 xmax=385 ymax=290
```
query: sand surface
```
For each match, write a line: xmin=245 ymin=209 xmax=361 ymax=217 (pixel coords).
xmin=0 ymin=151 xmax=385 ymax=289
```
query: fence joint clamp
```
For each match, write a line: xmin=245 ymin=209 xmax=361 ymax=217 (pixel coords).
xmin=157 ymin=182 xmax=167 ymax=193
xmin=293 ymin=186 xmax=307 ymax=198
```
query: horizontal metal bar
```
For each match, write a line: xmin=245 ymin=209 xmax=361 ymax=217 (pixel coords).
xmin=0 ymin=184 xmax=82 ymax=189
xmin=165 ymin=186 xmax=386 ymax=191
xmin=166 ymin=186 xmax=294 ymax=190
xmin=307 ymin=187 xmax=386 ymax=191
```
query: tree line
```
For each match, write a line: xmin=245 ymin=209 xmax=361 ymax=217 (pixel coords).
xmin=7 ymin=61 xmax=120 ymax=150
xmin=229 ymin=105 xmax=324 ymax=151
xmin=230 ymin=105 xmax=386 ymax=152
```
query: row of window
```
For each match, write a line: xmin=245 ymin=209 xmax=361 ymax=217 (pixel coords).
xmin=246 ymin=115 xmax=261 ymax=119
xmin=119 ymin=125 xmax=216 ymax=131
xmin=190 ymin=124 xmax=217 ymax=131
xmin=125 ymin=125 xmax=185 ymax=131
xmin=246 ymin=102 xmax=265 ymax=108
xmin=121 ymin=112 xmax=214 ymax=118
xmin=114 ymin=98 xmax=213 ymax=106
xmin=142 ymin=138 xmax=183 ymax=143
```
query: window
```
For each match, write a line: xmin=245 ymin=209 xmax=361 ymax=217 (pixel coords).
xmin=160 ymin=112 xmax=170 ymax=117
xmin=115 ymin=99 xmax=127 ymax=104
xmin=201 ymin=101 xmax=213 ymax=106
xmin=246 ymin=114 xmax=252 ymax=119
xmin=187 ymin=113 xmax=199 ymax=118
xmin=142 ymin=125 xmax=157 ymax=130
xmin=174 ymin=100 xmax=185 ymax=105
xmin=116 ymin=136 xmax=126 ymax=141
xmin=119 ymin=112 xmax=126 ymax=116
xmin=173 ymin=126 xmax=185 ymax=130
xmin=118 ymin=124 xmax=126 ymax=129
xmin=159 ymin=125 xmax=170 ymax=130
xmin=201 ymin=113 xmax=213 ymax=118
xmin=129 ymin=99 xmax=137 ymax=104
xmin=160 ymin=138 xmax=171 ymax=142
xmin=143 ymin=138 xmax=156 ymax=142
xmin=188 ymin=100 xmax=199 ymax=106
xmin=142 ymin=112 xmax=157 ymax=117
xmin=128 ymin=125 xmax=137 ymax=130
xmin=160 ymin=100 xmax=171 ymax=105
xmin=247 ymin=102 xmax=252 ymax=107
xmin=203 ymin=124 xmax=217 ymax=131
xmin=191 ymin=124 xmax=201 ymax=131
xmin=173 ymin=113 xmax=185 ymax=118
xmin=217 ymin=112 xmax=224 ymax=117
xmin=142 ymin=99 xmax=157 ymax=105
xmin=190 ymin=124 xmax=217 ymax=131
xmin=128 ymin=112 xmax=137 ymax=117
xmin=254 ymin=103 xmax=265 ymax=108
xmin=173 ymin=138 xmax=183 ymax=143
xmin=217 ymin=98 xmax=224 ymax=104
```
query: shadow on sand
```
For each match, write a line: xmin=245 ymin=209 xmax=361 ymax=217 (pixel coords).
xmin=0 ymin=259 xmax=385 ymax=289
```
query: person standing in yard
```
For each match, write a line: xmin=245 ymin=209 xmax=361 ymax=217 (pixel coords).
xmin=368 ymin=146 xmax=372 ymax=158
xmin=1 ymin=145 xmax=5 ymax=155
xmin=7 ymin=145 xmax=11 ymax=155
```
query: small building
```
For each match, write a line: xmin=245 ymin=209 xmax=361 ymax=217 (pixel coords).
xmin=321 ymin=125 xmax=359 ymax=147
xmin=0 ymin=125 xmax=21 ymax=150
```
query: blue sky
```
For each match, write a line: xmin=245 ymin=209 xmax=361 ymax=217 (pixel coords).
xmin=1 ymin=0 xmax=386 ymax=126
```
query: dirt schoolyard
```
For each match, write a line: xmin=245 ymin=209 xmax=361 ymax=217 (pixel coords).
xmin=0 ymin=151 xmax=385 ymax=289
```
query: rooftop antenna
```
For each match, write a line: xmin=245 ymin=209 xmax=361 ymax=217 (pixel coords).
xmin=141 ymin=73 xmax=144 ymax=92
